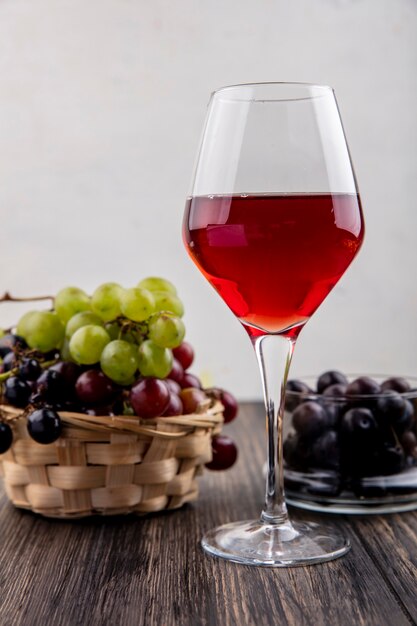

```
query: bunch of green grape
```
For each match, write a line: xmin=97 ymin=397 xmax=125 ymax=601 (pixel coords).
xmin=16 ymin=277 xmax=186 ymax=385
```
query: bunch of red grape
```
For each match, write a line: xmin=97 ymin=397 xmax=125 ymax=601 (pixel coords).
xmin=0 ymin=278 xmax=238 ymax=470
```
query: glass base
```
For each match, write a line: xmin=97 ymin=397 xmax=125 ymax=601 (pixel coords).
xmin=201 ymin=518 xmax=350 ymax=567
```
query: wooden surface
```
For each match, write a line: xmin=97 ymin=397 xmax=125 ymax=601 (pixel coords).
xmin=1 ymin=402 xmax=417 ymax=626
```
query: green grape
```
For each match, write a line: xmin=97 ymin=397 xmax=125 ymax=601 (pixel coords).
xmin=137 ymin=339 xmax=173 ymax=379
xmin=137 ymin=276 xmax=177 ymax=295
xmin=69 ymin=325 xmax=111 ymax=365
xmin=120 ymin=287 xmax=155 ymax=322
xmin=100 ymin=339 xmax=138 ymax=385
xmin=152 ymin=291 xmax=184 ymax=317
xmin=91 ymin=282 xmax=123 ymax=322
xmin=18 ymin=311 xmax=65 ymax=352
xmin=148 ymin=313 xmax=185 ymax=349
xmin=66 ymin=311 xmax=103 ymax=338
xmin=54 ymin=287 xmax=91 ymax=323
xmin=16 ymin=311 xmax=38 ymax=338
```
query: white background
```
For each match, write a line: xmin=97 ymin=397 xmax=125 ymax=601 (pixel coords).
xmin=0 ymin=0 xmax=416 ymax=399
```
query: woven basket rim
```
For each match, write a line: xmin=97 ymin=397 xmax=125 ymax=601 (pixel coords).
xmin=0 ymin=399 xmax=224 ymax=439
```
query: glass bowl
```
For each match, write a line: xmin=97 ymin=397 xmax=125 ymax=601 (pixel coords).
xmin=283 ymin=373 xmax=417 ymax=514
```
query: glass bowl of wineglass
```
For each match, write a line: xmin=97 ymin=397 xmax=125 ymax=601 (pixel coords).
xmin=183 ymin=82 xmax=365 ymax=567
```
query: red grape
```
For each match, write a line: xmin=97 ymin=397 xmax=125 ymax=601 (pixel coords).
xmin=164 ymin=378 xmax=182 ymax=396
xmin=130 ymin=378 xmax=170 ymax=419
xmin=167 ymin=359 xmax=184 ymax=384
xmin=181 ymin=372 xmax=202 ymax=390
xmin=75 ymin=370 xmax=117 ymax=404
xmin=179 ymin=387 xmax=207 ymax=414
xmin=172 ymin=341 xmax=194 ymax=370
xmin=162 ymin=393 xmax=184 ymax=416
xmin=207 ymin=387 xmax=238 ymax=423
xmin=206 ymin=435 xmax=238 ymax=470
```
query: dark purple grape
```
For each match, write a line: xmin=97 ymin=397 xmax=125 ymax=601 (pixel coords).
xmin=27 ymin=408 xmax=62 ymax=444
xmin=322 ymin=383 xmax=348 ymax=398
xmin=340 ymin=408 xmax=378 ymax=442
xmin=283 ymin=434 xmax=312 ymax=470
xmin=375 ymin=443 xmax=406 ymax=476
xmin=0 ymin=334 xmax=27 ymax=358
xmin=375 ymin=391 xmax=407 ymax=426
xmin=0 ymin=422 xmax=13 ymax=453
xmin=50 ymin=361 xmax=82 ymax=389
xmin=317 ymin=370 xmax=348 ymax=393
xmin=75 ymin=370 xmax=117 ymax=404
xmin=130 ymin=378 xmax=170 ymax=419
xmin=2 ymin=352 xmax=17 ymax=372
xmin=401 ymin=431 xmax=417 ymax=456
xmin=285 ymin=379 xmax=313 ymax=411
xmin=205 ymin=435 xmax=238 ymax=471
xmin=381 ymin=377 xmax=411 ymax=393
xmin=172 ymin=341 xmax=194 ymax=370
xmin=36 ymin=370 xmax=67 ymax=404
xmin=392 ymin=400 xmax=415 ymax=434
xmin=18 ymin=358 xmax=42 ymax=381
xmin=311 ymin=430 xmax=340 ymax=470
xmin=346 ymin=376 xmax=381 ymax=396
xmin=291 ymin=401 xmax=329 ymax=438
xmin=167 ymin=359 xmax=184 ymax=385
xmin=4 ymin=376 xmax=32 ymax=408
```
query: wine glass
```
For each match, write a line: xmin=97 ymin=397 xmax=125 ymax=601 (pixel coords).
xmin=183 ymin=83 xmax=364 ymax=567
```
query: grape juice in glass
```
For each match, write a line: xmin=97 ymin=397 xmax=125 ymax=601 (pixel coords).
xmin=183 ymin=83 xmax=364 ymax=566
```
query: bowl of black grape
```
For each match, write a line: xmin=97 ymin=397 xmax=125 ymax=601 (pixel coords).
xmin=283 ymin=371 xmax=417 ymax=514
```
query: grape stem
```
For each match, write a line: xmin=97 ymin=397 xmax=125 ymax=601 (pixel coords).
xmin=0 ymin=292 xmax=54 ymax=304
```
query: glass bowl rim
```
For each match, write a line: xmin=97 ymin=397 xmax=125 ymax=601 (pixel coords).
xmin=286 ymin=374 xmax=417 ymax=402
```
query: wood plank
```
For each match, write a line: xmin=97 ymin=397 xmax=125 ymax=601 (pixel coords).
xmin=0 ymin=402 xmax=415 ymax=626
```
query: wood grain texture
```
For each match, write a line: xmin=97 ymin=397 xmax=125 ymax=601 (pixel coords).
xmin=0 ymin=402 xmax=416 ymax=626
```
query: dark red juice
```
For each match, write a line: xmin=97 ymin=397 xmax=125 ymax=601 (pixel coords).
xmin=183 ymin=194 xmax=364 ymax=336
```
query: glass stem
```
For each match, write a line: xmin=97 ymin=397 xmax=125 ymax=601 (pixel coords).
xmin=252 ymin=333 xmax=296 ymax=526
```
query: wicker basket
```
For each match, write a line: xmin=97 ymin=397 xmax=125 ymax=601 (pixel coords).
xmin=0 ymin=400 xmax=223 ymax=518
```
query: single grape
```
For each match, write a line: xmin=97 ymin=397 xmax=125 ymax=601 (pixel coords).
xmin=2 ymin=352 xmax=17 ymax=372
xmin=36 ymin=369 xmax=67 ymax=403
xmin=69 ymin=325 xmax=111 ymax=365
xmin=137 ymin=339 xmax=173 ymax=379
xmin=100 ymin=339 xmax=138 ymax=385
xmin=91 ymin=282 xmax=123 ymax=322
xmin=130 ymin=378 xmax=170 ymax=419
xmin=172 ymin=341 xmax=194 ymax=370
xmin=54 ymin=287 xmax=91 ymax=323
xmin=181 ymin=372 xmax=202 ymax=390
xmin=75 ymin=370 xmax=117 ymax=404
xmin=66 ymin=311 xmax=104 ymax=338
xmin=311 ymin=430 xmax=340 ymax=470
xmin=0 ymin=422 xmax=13 ymax=453
xmin=292 ymin=401 xmax=329 ymax=438
xmin=322 ymin=383 xmax=348 ymax=398
xmin=18 ymin=358 xmax=42 ymax=381
xmin=179 ymin=387 xmax=207 ymax=414
xmin=0 ymin=334 xmax=27 ymax=359
xmin=381 ymin=377 xmax=411 ymax=393
xmin=16 ymin=313 xmax=38 ymax=345
xmin=207 ymin=388 xmax=238 ymax=423
xmin=162 ymin=393 xmax=184 ymax=416
xmin=4 ymin=376 xmax=32 ymax=408
xmin=205 ymin=435 xmax=238 ymax=471
xmin=137 ymin=276 xmax=177 ymax=295
xmin=148 ymin=313 xmax=185 ymax=349
xmin=346 ymin=376 xmax=381 ymax=396
xmin=167 ymin=358 xmax=185 ymax=384
xmin=119 ymin=287 xmax=155 ymax=322
xmin=18 ymin=311 xmax=65 ymax=353
xmin=152 ymin=291 xmax=184 ymax=317
xmin=164 ymin=378 xmax=182 ymax=395
xmin=317 ymin=370 xmax=348 ymax=393
xmin=50 ymin=361 xmax=82 ymax=390
xmin=340 ymin=408 xmax=378 ymax=445
xmin=27 ymin=408 xmax=62 ymax=444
